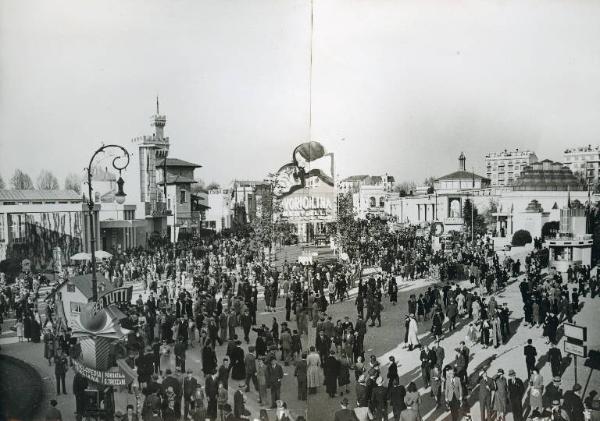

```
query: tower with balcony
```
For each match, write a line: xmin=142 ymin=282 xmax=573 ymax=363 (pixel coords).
xmin=131 ymin=99 xmax=171 ymax=234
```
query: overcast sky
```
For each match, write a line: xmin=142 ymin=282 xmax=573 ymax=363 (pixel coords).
xmin=1 ymin=0 xmax=600 ymax=188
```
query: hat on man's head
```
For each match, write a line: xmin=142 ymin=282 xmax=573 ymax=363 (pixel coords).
xmin=341 ymin=397 xmax=349 ymax=406
xmin=552 ymin=399 xmax=561 ymax=406
xmin=376 ymin=377 xmax=384 ymax=386
xmin=497 ymin=369 xmax=504 ymax=374
xmin=508 ymin=369 xmax=516 ymax=376
xmin=358 ymin=375 xmax=365 ymax=383
xmin=553 ymin=376 xmax=561 ymax=382
xmin=573 ymin=383 xmax=582 ymax=391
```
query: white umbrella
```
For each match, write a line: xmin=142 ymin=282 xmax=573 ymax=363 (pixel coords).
xmin=70 ymin=252 xmax=91 ymax=261
xmin=94 ymin=250 xmax=112 ymax=260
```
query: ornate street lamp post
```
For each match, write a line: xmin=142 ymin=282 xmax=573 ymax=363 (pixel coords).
xmin=86 ymin=144 xmax=130 ymax=302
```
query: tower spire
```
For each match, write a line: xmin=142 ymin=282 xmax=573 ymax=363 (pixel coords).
xmin=156 ymin=95 xmax=160 ymax=115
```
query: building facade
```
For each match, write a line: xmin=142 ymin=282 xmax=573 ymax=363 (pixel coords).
xmin=485 ymin=149 xmax=538 ymax=186
xmin=156 ymin=158 xmax=202 ymax=241
xmin=0 ymin=190 xmax=99 ymax=270
xmin=205 ymin=189 xmax=233 ymax=232
xmin=128 ymin=101 xmax=171 ymax=238
xmin=563 ymin=145 xmax=600 ymax=185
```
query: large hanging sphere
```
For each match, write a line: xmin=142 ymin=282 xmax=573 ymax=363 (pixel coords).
xmin=79 ymin=302 xmax=107 ymax=332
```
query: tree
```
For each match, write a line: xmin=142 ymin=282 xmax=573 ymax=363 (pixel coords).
xmin=541 ymin=221 xmax=560 ymax=239
xmin=64 ymin=173 xmax=82 ymax=194
xmin=191 ymin=179 xmax=206 ymax=193
xmin=250 ymin=177 xmax=282 ymax=254
xmin=423 ymin=176 xmax=436 ymax=188
xmin=10 ymin=169 xmax=34 ymax=190
xmin=337 ymin=191 xmax=361 ymax=258
xmin=463 ymin=199 xmax=487 ymax=239
xmin=0 ymin=174 xmax=4 ymax=189
xmin=393 ymin=181 xmax=416 ymax=196
xmin=36 ymin=170 xmax=59 ymax=190
xmin=206 ymin=181 xmax=221 ymax=190
xmin=483 ymin=198 xmax=499 ymax=232
xmin=512 ymin=229 xmax=532 ymax=246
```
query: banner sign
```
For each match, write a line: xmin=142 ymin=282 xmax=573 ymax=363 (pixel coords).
xmin=73 ymin=360 xmax=127 ymax=386
xmin=280 ymin=192 xmax=336 ymax=222
xmin=89 ymin=286 xmax=133 ymax=318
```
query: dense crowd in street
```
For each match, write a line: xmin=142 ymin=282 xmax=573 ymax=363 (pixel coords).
xmin=2 ymin=219 xmax=600 ymax=421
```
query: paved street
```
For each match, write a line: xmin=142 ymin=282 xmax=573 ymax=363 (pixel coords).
xmin=307 ymin=252 xmax=600 ymax=421
xmin=0 ymin=280 xmax=308 ymax=421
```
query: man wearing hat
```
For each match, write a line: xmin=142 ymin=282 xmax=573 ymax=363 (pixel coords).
xmin=233 ymin=383 xmax=251 ymax=419
xmin=372 ymin=377 xmax=388 ymax=421
xmin=334 ymin=397 xmax=359 ymax=421
xmin=478 ymin=370 xmax=494 ymax=421
xmin=563 ymin=383 xmax=585 ymax=421
xmin=507 ymin=369 xmax=525 ymax=421
xmin=493 ymin=368 xmax=508 ymax=420
xmin=356 ymin=375 xmax=368 ymax=407
xmin=399 ymin=396 xmax=419 ymax=421
xmin=544 ymin=376 xmax=564 ymax=409
xmin=183 ymin=369 xmax=198 ymax=419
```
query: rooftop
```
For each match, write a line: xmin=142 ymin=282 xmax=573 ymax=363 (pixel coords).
xmin=436 ymin=170 xmax=490 ymax=182
xmin=564 ymin=145 xmax=600 ymax=154
xmin=156 ymin=158 xmax=202 ymax=168
xmin=0 ymin=190 xmax=82 ymax=202
xmin=47 ymin=273 xmax=113 ymax=300
xmin=485 ymin=149 xmax=537 ymax=159
xmin=512 ymin=159 xmax=585 ymax=191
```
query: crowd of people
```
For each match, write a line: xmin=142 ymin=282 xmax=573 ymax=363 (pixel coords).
xmin=2 ymin=218 xmax=600 ymax=421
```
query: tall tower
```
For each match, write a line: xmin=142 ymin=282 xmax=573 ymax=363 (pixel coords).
xmin=132 ymin=98 xmax=170 ymax=207
xmin=459 ymin=152 xmax=466 ymax=171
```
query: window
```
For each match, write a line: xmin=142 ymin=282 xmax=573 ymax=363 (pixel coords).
xmin=0 ymin=215 xmax=4 ymax=241
xmin=369 ymin=197 xmax=376 ymax=207
xmin=70 ymin=302 xmax=84 ymax=313
xmin=168 ymin=198 xmax=172 ymax=210
xmin=180 ymin=190 xmax=187 ymax=204
xmin=379 ymin=197 xmax=385 ymax=207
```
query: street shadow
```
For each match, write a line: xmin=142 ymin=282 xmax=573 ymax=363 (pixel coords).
xmin=505 ymin=317 xmax=524 ymax=343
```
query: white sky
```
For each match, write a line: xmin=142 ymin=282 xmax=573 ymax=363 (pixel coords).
xmin=1 ymin=0 xmax=600 ymax=187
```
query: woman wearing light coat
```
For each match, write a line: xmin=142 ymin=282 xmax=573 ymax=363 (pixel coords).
xmin=528 ymin=368 xmax=544 ymax=411
xmin=307 ymin=347 xmax=324 ymax=393
xmin=407 ymin=315 xmax=420 ymax=350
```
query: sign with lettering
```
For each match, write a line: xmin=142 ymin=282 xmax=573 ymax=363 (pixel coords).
xmin=73 ymin=360 xmax=127 ymax=386
xmin=565 ymin=341 xmax=588 ymax=358
xmin=280 ymin=188 xmax=336 ymax=222
xmin=89 ymin=286 xmax=133 ymax=319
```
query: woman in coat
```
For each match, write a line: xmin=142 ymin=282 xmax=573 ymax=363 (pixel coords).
xmin=324 ymin=351 xmax=340 ymax=398
xmin=529 ymin=368 xmax=544 ymax=411
xmin=407 ymin=315 xmax=420 ymax=351
xmin=493 ymin=369 xmax=509 ymax=420
xmin=337 ymin=353 xmax=351 ymax=395
xmin=23 ymin=314 xmax=32 ymax=342
xmin=43 ymin=329 xmax=56 ymax=365
xmin=307 ymin=347 xmax=324 ymax=394
xmin=202 ymin=343 xmax=217 ymax=375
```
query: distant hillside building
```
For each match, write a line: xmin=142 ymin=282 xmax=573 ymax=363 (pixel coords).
xmin=485 ymin=149 xmax=538 ymax=186
xmin=563 ymin=145 xmax=600 ymax=185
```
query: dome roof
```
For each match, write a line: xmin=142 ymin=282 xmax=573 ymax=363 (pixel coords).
xmin=512 ymin=159 xmax=585 ymax=191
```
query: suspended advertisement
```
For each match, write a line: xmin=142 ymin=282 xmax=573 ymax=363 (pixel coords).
xmin=273 ymin=141 xmax=337 ymax=223
xmin=280 ymin=191 xmax=336 ymax=221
